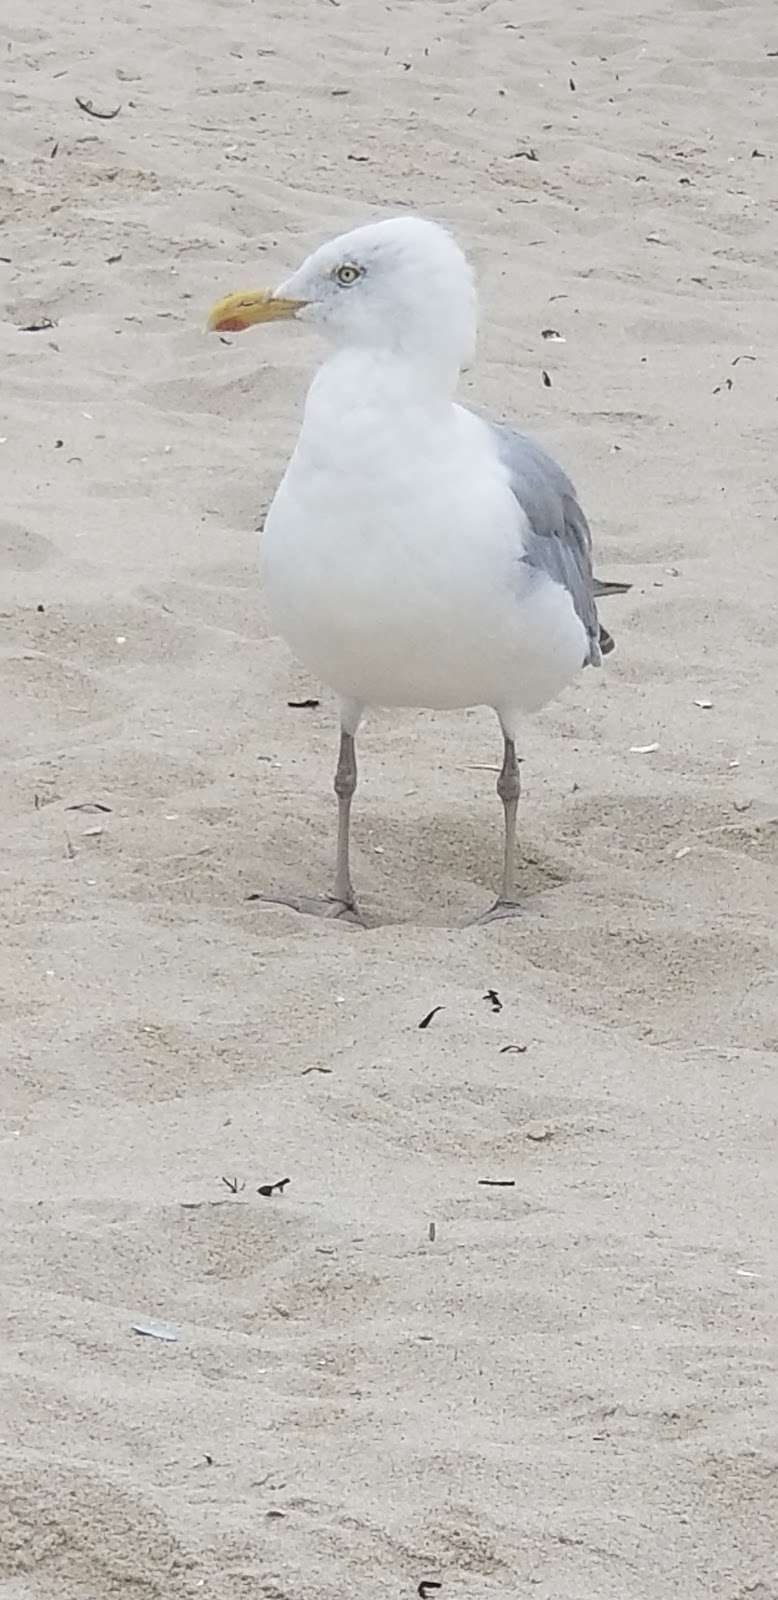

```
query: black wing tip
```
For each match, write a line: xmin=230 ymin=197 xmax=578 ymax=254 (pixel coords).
xmin=599 ymin=624 xmax=616 ymax=655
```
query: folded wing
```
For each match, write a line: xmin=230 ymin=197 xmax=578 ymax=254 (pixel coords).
xmin=487 ymin=420 xmax=611 ymax=666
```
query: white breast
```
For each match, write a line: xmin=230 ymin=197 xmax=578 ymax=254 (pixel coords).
xmin=260 ymin=353 xmax=587 ymax=717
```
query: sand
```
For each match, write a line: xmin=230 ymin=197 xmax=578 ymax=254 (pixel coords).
xmin=2 ymin=0 xmax=777 ymax=1595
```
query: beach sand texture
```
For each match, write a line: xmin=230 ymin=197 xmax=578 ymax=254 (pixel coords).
xmin=1 ymin=0 xmax=777 ymax=1595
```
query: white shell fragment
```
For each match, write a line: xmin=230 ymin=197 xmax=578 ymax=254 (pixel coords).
xmin=131 ymin=1320 xmax=179 ymax=1342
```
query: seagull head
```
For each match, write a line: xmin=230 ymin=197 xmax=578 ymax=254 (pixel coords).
xmin=207 ymin=215 xmax=477 ymax=378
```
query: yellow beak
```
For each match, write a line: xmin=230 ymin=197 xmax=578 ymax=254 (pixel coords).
xmin=206 ymin=289 xmax=306 ymax=334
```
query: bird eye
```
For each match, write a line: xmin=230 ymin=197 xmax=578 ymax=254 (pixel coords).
xmin=335 ymin=263 xmax=362 ymax=286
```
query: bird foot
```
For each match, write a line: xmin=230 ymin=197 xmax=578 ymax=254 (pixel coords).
xmin=246 ymin=891 xmax=364 ymax=926
xmin=468 ymin=897 xmax=524 ymax=926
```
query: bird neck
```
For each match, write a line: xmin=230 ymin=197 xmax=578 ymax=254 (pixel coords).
xmin=312 ymin=347 xmax=458 ymax=413
xmin=295 ymin=349 xmax=456 ymax=479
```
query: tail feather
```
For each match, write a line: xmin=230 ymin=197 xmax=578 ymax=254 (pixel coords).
xmin=593 ymin=577 xmax=632 ymax=597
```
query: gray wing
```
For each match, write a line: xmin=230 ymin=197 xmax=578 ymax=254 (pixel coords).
xmin=486 ymin=419 xmax=604 ymax=667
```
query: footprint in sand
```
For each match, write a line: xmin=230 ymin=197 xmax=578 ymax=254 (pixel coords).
xmin=0 ymin=653 xmax=121 ymax=757
xmin=0 ymin=520 xmax=57 ymax=573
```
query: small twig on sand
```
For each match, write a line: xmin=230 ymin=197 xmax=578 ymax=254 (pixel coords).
xmin=75 ymin=95 xmax=122 ymax=120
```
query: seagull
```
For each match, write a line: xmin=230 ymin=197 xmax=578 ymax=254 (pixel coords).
xmin=207 ymin=216 xmax=626 ymax=924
